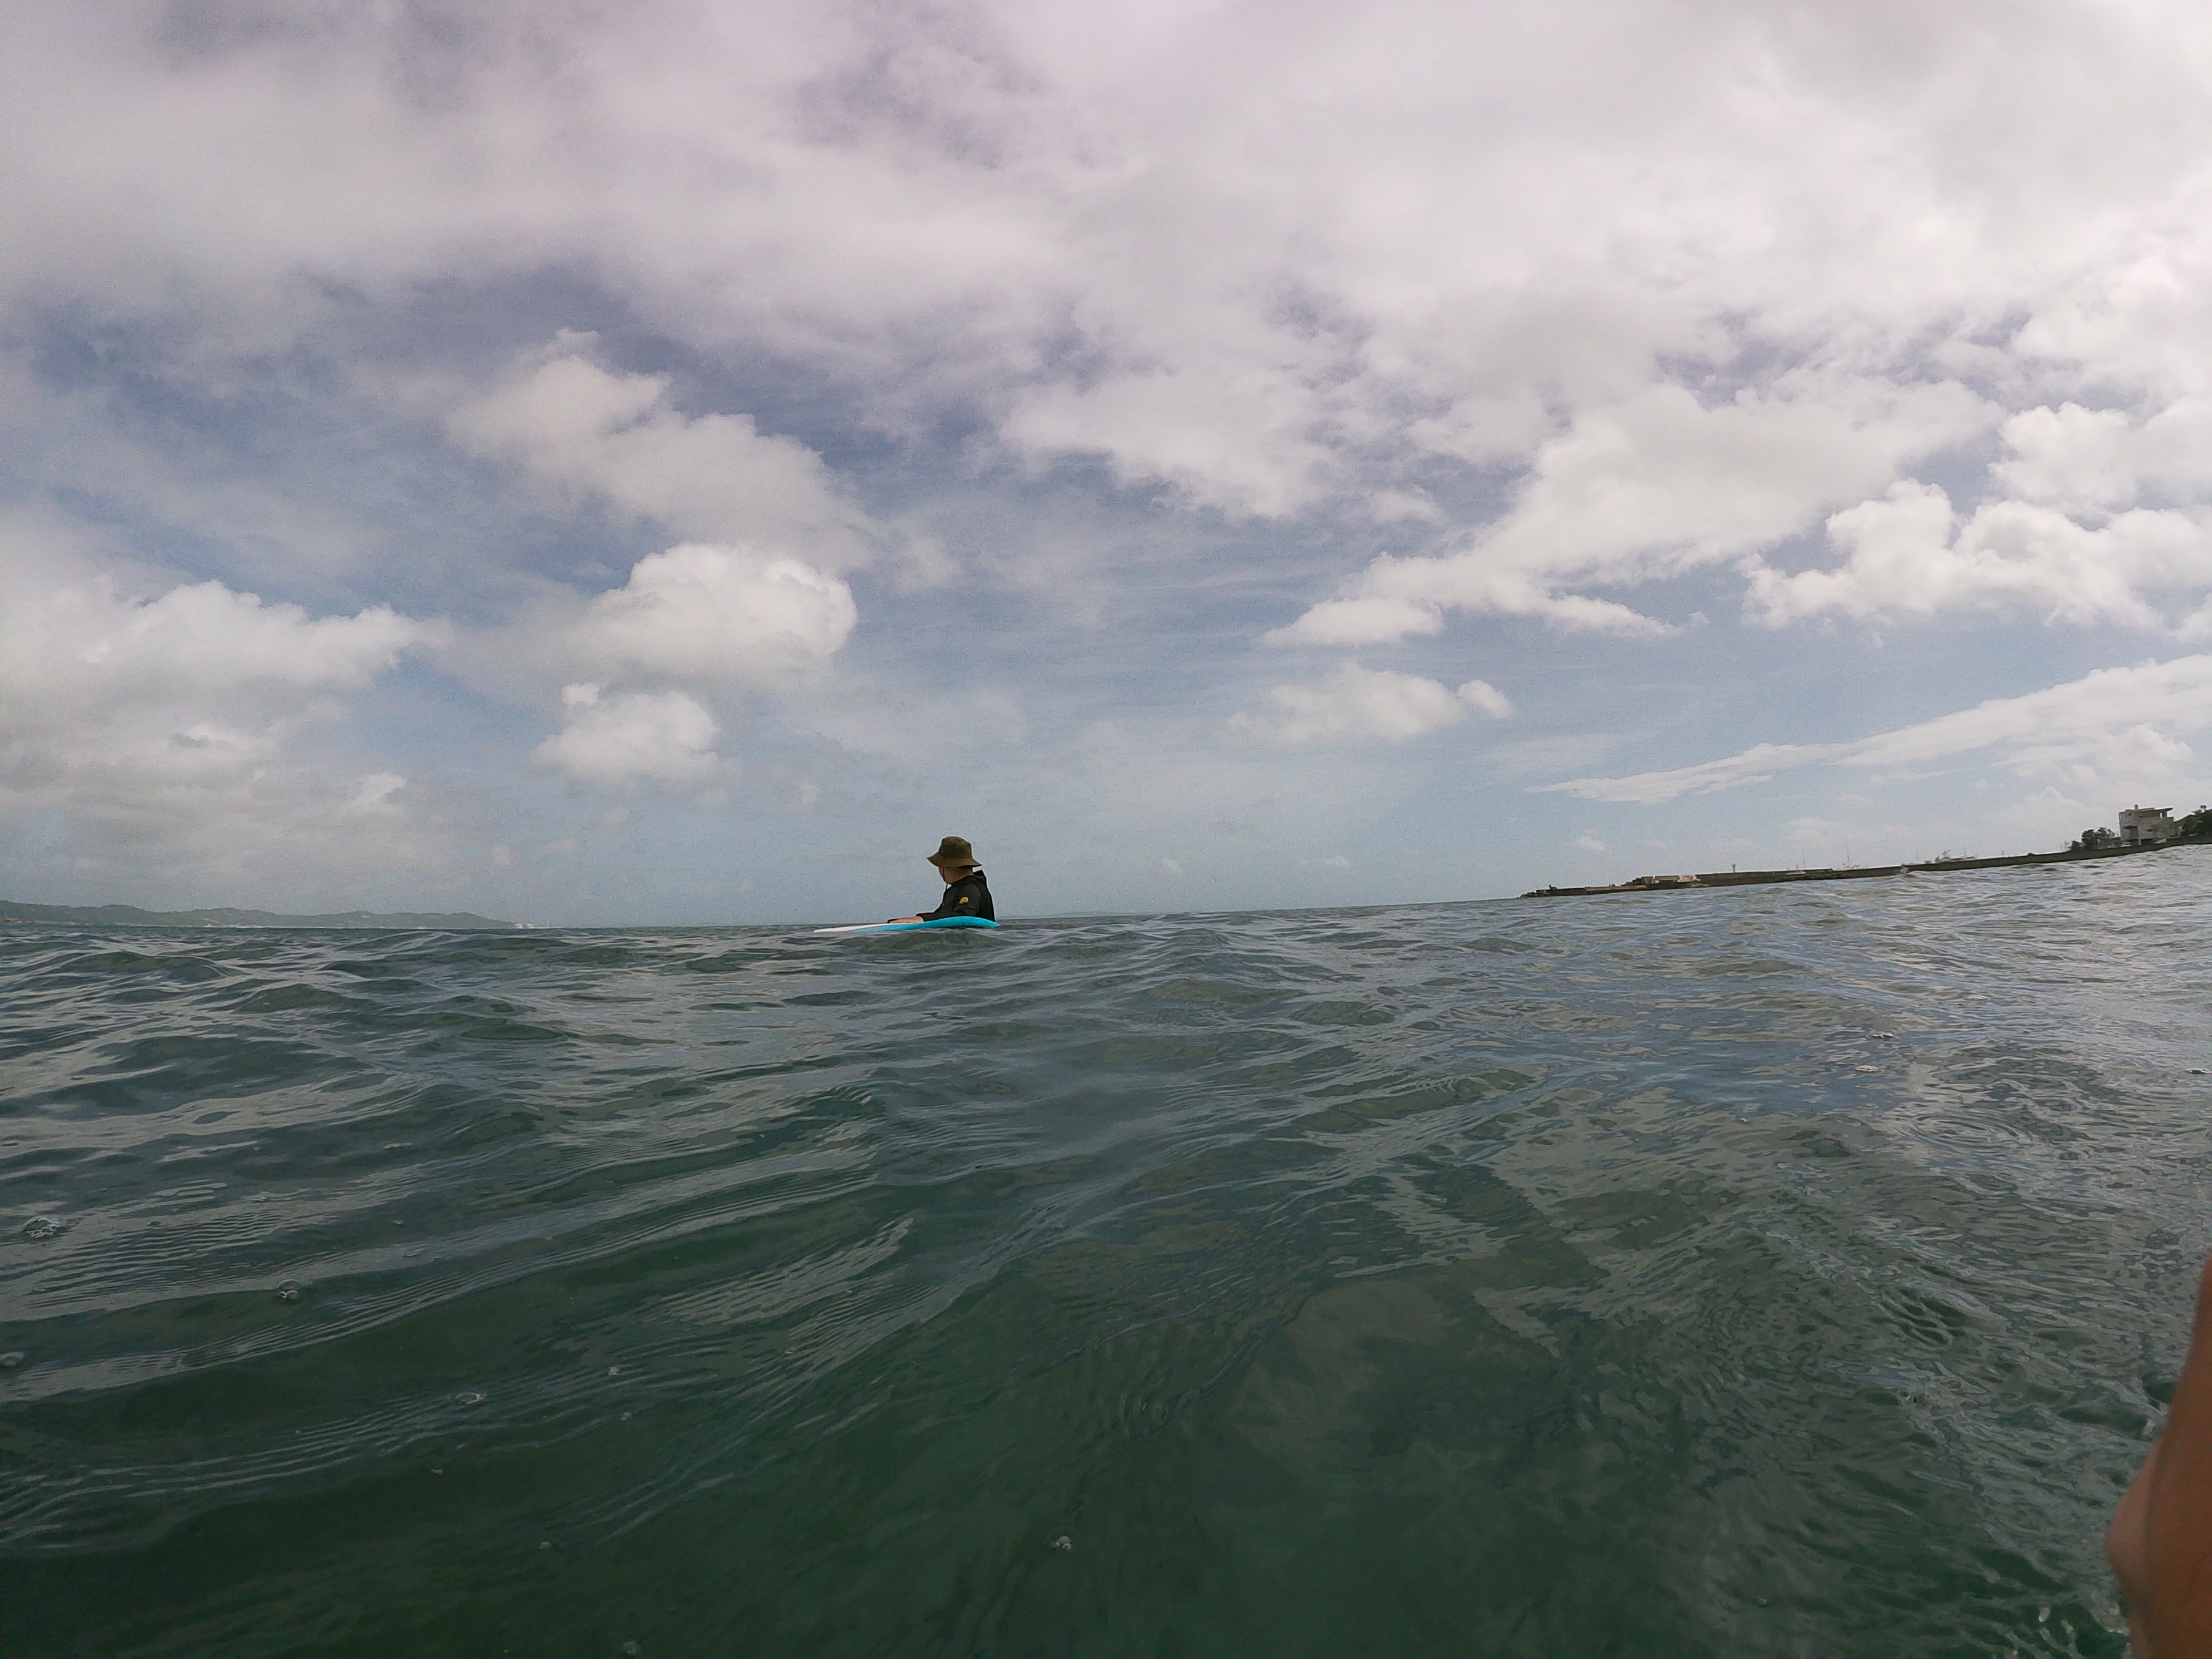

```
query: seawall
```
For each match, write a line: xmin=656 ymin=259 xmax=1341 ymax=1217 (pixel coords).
xmin=1522 ymin=835 xmax=2207 ymax=899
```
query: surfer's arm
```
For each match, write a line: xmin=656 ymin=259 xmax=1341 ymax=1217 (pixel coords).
xmin=2111 ymin=1253 xmax=2212 ymax=1658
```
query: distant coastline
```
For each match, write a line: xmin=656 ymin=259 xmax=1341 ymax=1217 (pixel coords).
xmin=0 ymin=899 xmax=520 ymax=931
xmin=1523 ymin=834 xmax=2207 ymax=899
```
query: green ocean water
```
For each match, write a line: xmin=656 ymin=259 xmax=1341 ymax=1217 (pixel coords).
xmin=5 ymin=856 xmax=2211 ymax=1656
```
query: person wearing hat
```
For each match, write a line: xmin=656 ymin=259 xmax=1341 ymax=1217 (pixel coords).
xmin=889 ymin=836 xmax=995 ymax=923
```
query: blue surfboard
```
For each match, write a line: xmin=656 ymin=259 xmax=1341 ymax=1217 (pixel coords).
xmin=813 ymin=916 xmax=1000 ymax=936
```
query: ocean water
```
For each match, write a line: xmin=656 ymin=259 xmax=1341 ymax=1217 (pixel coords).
xmin=5 ymin=857 xmax=2211 ymax=1658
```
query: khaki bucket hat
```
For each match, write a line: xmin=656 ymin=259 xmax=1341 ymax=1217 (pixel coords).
xmin=927 ymin=835 xmax=980 ymax=869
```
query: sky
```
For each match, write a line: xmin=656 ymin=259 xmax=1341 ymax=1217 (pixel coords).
xmin=7 ymin=0 xmax=2212 ymax=925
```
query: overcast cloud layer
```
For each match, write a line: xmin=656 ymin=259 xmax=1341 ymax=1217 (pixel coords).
xmin=5 ymin=0 xmax=2212 ymax=922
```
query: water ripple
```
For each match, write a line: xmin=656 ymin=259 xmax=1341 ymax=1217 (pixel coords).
xmin=5 ymin=856 xmax=2212 ymax=1655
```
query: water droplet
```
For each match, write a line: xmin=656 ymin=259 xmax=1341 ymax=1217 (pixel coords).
xmin=20 ymin=1217 xmax=65 ymax=1241
xmin=457 ymin=1391 xmax=486 ymax=1406
xmin=275 ymin=1282 xmax=304 ymax=1304
xmin=0 ymin=1352 xmax=25 ymax=1370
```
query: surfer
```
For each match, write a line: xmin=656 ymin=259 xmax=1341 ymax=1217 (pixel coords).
xmin=888 ymin=836 xmax=994 ymax=924
xmin=2109 ymin=1248 xmax=2212 ymax=1657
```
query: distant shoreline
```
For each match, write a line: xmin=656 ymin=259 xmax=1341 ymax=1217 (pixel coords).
xmin=0 ymin=900 xmax=520 ymax=931
xmin=1522 ymin=835 xmax=2208 ymax=899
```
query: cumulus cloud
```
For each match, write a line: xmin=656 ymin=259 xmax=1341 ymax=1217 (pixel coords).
xmin=1454 ymin=677 xmax=1515 ymax=720
xmin=15 ymin=0 xmax=2212 ymax=552
xmin=446 ymin=337 xmax=877 ymax=568
xmin=1274 ymin=380 xmax=1991 ymax=642
xmin=1746 ymin=482 xmax=2212 ymax=628
xmin=16 ymin=7 xmax=2212 ymax=611
xmin=1540 ymin=655 xmax=2212 ymax=803
xmin=0 ymin=579 xmax=432 ymax=805
xmin=1228 ymin=664 xmax=1512 ymax=748
xmin=1 ymin=572 xmax=426 ymax=712
xmin=0 ymin=548 xmax=445 ymax=893
xmin=1987 ymin=401 xmax=2212 ymax=515
xmin=471 ymin=541 xmax=856 ymax=786
xmin=533 ymin=683 xmax=720 ymax=786
xmin=566 ymin=543 xmax=857 ymax=686
xmin=1004 ymin=362 xmax=1337 ymax=518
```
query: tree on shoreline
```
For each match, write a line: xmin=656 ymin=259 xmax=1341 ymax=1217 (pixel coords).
xmin=2072 ymin=827 xmax=2117 ymax=851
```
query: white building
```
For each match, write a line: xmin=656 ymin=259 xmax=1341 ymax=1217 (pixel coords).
xmin=2118 ymin=806 xmax=2178 ymax=846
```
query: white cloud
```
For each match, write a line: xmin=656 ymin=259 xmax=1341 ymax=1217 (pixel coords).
xmin=471 ymin=541 xmax=858 ymax=776
xmin=1005 ymin=363 xmax=1336 ymax=518
xmin=1746 ymin=481 xmax=2212 ymax=629
xmin=1227 ymin=663 xmax=1511 ymax=748
xmin=0 ymin=546 xmax=445 ymax=894
xmin=534 ymin=683 xmax=720 ymax=786
xmin=1540 ymin=742 xmax=1832 ymax=805
xmin=1455 ymin=677 xmax=1513 ymax=720
xmin=15 ymin=1 xmax=2211 ymax=555
xmin=1266 ymin=597 xmax=1448 ymax=649
xmin=1275 ymin=380 xmax=1991 ymax=642
xmin=567 ymin=543 xmax=857 ymax=686
xmin=439 ymin=357 xmax=865 ymax=791
xmin=1 ymin=573 xmax=427 ymax=712
xmin=15 ymin=7 xmax=2212 ymax=628
xmin=1993 ymin=403 xmax=2151 ymax=515
xmin=1541 ymin=655 xmax=2212 ymax=803
xmin=446 ymin=337 xmax=877 ymax=568
xmin=1987 ymin=397 xmax=2212 ymax=518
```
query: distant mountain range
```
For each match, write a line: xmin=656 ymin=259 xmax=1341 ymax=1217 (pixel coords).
xmin=0 ymin=900 xmax=521 ymax=931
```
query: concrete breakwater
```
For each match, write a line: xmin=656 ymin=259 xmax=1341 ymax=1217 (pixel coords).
xmin=1523 ymin=834 xmax=2208 ymax=899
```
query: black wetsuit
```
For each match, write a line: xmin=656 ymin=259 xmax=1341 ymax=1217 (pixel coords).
xmin=921 ymin=868 xmax=994 ymax=921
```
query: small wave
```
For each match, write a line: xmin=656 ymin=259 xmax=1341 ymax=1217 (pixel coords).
xmin=4 ymin=860 xmax=2209 ymax=1654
